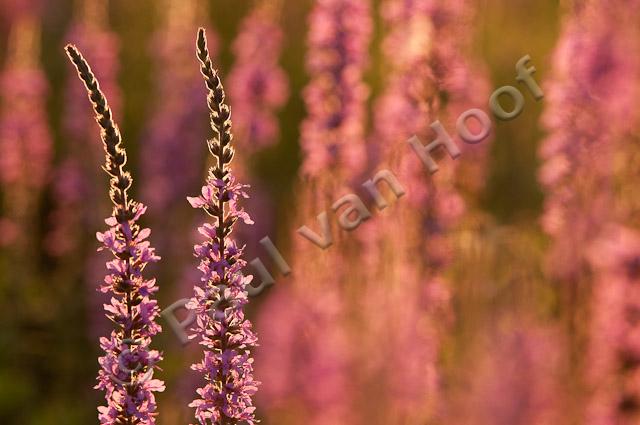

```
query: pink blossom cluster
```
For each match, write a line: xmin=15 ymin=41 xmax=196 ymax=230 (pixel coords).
xmin=301 ymin=0 xmax=372 ymax=177
xmin=256 ymin=287 xmax=354 ymax=425
xmin=95 ymin=202 xmax=165 ymax=424
xmin=539 ymin=0 xmax=640 ymax=280
xmin=372 ymin=0 xmax=434 ymax=160
xmin=0 ymin=18 xmax=52 ymax=247
xmin=540 ymin=1 xmax=640 ymax=422
xmin=254 ymin=1 xmax=372 ymax=422
xmin=365 ymin=1 xmax=449 ymax=417
xmin=186 ymin=28 xmax=259 ymax=425
xmin=361 ymin=1 xmax=488 ymax=421
xmin=586 ymin=226 xmax=640 ymax=424
xmin=229 ymin=3 xmax=289 ymax=151
xmin=65 ymin=44 xmax=165 ymax=424
xmin=186 ymin=179 xmax=258 ymax=424
xmin=427 ymin=0 xmax=492 ymax=193
xmin=0 ymin=69 xmax=51 ymax=199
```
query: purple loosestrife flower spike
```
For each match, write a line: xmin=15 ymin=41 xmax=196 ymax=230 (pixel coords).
xmin=0 ymin=16 xmax=53 ymax=248
xmin=539 ymin=0 xmax=640 ymax=281
xmin=256 ymin=2 xmax=371 ymax=423
xmin=228 ymin=0 xmax=289 ymax=152
xmin=586 ymin=226 xmax=640 ymax=424
xmin=65 ymin=44 xmax=165 ymax=425
xmin=186 ymin=28 xmax=259 ymax=425
xmin=300 ymin=0 xmax=372 ymax=178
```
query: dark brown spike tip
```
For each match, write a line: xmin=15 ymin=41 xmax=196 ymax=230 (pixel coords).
xmin=64 ymin=43 xmax=77 ymax=57
xmin=64 ymin=44 xmax=90 ymax=77
xmin=63 ymin=43 xmax=100 ymax=102
xmin=196 ymin=27 xmax=210 ymax=63
xmin=63 ymin=42 xmax=131 ymax=214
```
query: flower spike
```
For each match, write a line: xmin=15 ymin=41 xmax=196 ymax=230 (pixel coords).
xmin=186 ymin=28 xmax=259 ymax=425
xmin=65 ymin=44 xmax=164 ymax=425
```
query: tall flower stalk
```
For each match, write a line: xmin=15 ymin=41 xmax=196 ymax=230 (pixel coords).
xmin=65 ymin=45 xmax=165 ymax=424
xmin=186 ymin=28 xmax=259 ymax=425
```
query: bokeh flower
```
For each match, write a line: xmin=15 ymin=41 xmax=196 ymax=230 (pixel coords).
xmin=228 ymin=0 xmax=289 ymax=152
xmin=300 ymin=0 xmax=372 ymax=178
xmin=0 ymin=14 xmax=52 ymax=249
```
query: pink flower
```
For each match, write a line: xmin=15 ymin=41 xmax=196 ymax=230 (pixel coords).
xmin=229 ymin=2 xmax=289 ymax=151
xmin=586 ymin=226 xmax=640 ymax=424
xmin=66 ymin=45 xmax=164 ymax=424
xmin=300 ymin=0 xmax=372 ymax=178
xmin=0 ymin=16 xmax=53 ymax=248
xmin=186 ymin=28 xmax=259 ymax=425
xmin=539 ymin=0 xmax=640 ymax=281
